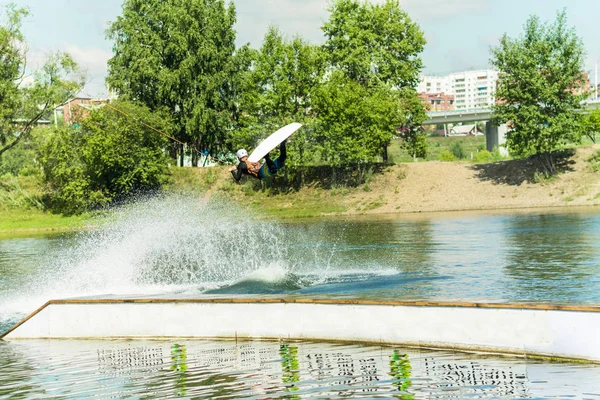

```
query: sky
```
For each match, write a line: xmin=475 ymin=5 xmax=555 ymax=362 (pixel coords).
xmin=2 ymin=0 xmax=600 ymax=97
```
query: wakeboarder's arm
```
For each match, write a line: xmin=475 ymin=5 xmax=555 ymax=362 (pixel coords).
xmin=231 ymin=162 xmax=247 ymax=182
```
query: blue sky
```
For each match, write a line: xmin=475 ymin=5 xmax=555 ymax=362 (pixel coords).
xmin=2 ymin=0 xmax=600 ymax=96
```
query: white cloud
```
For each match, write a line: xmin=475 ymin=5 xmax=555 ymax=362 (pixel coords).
xmin=400 ymin=0 xmax=487 ymax=20
xmin=63 ymin=44 xmax=112 ymax=77
xmin=64 ymin=45 xmax=113 ymax=97
xmin=233 ymin=0 xmax=487 ymax=47
xmin=25 ymin=45 xmax=112 ymax=97
xmin=233 ymin=0 xmax=329 ymax=46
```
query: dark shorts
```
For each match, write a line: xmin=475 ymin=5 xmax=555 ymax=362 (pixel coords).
xmin=258 ymin=156 xmax=285 ymax=179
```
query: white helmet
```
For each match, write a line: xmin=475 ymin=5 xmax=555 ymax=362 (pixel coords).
xmin=236 ymin=149 xmax=248 ymax=159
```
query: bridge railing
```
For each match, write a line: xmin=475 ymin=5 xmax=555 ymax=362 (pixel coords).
xmin=426 ymin=108 xmax=491 ymax=117
xmin=426 ymin=99 xmax=600 ymax=118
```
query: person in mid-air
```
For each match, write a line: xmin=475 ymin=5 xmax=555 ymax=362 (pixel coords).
xmin=230 ymin=140 xmax=287 ymax=182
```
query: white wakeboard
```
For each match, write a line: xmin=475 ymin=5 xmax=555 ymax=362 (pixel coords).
xmin=248 ymin=123 xmax=302 ymax=163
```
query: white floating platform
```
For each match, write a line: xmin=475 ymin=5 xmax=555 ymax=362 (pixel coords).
xmin=2 ymin=298 xmax=600 ymax=363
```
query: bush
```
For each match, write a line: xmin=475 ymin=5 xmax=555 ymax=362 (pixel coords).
xmin=450 ymin=141 xmax=466 ymax=159
xmin=438 ymin=150 xmax=456 ymax=161
xmin=39 ymin=101 xmax=172 ymax=214
xmin=0 ymin=174 xmax=44 ymax=210
xmin=473 ymin=150 xmax=495 ymax=163
xmin=0 ymin=128 xmax=44 ymax=177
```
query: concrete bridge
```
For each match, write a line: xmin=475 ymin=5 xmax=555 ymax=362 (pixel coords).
xmin=423 ymin=99 xmax=600 ymax=154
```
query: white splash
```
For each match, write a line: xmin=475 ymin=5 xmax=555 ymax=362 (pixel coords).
xmin=0 ymin=193 xmax=290 ymax=317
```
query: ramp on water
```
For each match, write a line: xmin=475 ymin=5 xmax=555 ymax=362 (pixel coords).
xmin=2 ymin=297 xmax=600 ymax=363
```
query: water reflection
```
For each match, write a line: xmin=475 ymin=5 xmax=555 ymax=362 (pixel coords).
xmin=291 ymin=219 xmax=441 ymax=299
xmin=0 ymin=235 xmax=62 ymax=294
xmin=1 ymin=339 xmax=599 ymax=398
xmin=389 ymin=350 xmax=413 ymax=399
xmin=504 ymin=213 xmax=600 ymax=302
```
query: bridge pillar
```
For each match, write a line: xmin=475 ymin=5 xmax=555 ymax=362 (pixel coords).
xmin=485 ymin=122 xmax=509 ymax=156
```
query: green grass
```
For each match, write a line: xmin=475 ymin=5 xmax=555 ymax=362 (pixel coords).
xmin=163 ymin=166 xmax=219 ymax=193
xmin=389 ymin=136 xmax=488 ymax=162
xmin=0 ymin=174 xmax=98 ymax=236
xmin=244 ymin=189 xmax=347 ymax=219
xmin=587 ymin=149 xmax=600 ymax=172
xmin=0 ymin=174 xmax=45 ymax=210
xmin=0 ymin=209 xmax=94 ymax=235
xmin=389 ymin=133 xmax=599 ymax=164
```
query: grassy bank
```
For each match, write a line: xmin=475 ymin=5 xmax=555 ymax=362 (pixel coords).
xmin=0 ymin=175 xmax=94 ymax=236
xmin=166 ymin=167 xmax=349 ymax=219
xmin=0 ymin=209 xmax=93 ymax=236
xmin=2 ymin=140 xmax=599 ymax=235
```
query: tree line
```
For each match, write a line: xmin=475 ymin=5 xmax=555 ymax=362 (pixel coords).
xmin=1 ymin=1 xmax=597 ymax=214
xmin=105 ymin=0 xmax=428 ymax=167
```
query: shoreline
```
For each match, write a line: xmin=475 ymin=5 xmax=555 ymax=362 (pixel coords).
xmin=2 ymin=145 xmax=599 ymax=236
xmin=2 ymin=203 xmax=599 ymax=237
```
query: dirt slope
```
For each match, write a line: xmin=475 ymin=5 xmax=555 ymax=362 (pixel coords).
xmin=343 ymin=145 xmax=600 ymax=215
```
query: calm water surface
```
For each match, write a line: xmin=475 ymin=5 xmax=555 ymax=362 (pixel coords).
xmin=1 ymin=198 xmax=600 ymax=397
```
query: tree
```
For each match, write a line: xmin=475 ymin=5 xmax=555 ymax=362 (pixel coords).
xmin=311 ymin=72 xmax=400 ymax=166
xmin=583 ymin=108 xmax=600 ymax=143
xmin=0 ymin=4 xmax=82 ymax=157
xmin=251 ymin=27 xmax=324 ymax=120
xmin=321 ymin=0 xmax=427 ymax=160
xmin=107 ymin=0 xmax=246 ymax=164
xmin=396 ymin=87 xmax=428 ymax=159
xmin=232 ymin=26 xmax=325 ymax=165
xmin=491 ymin=10 xmax=588 ymax=174
xmin=39 ymin=101 xmax=172 ymax=214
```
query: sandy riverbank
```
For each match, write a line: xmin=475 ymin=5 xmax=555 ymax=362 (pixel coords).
xmin=336 ymin=145 xmax=600 ymax=216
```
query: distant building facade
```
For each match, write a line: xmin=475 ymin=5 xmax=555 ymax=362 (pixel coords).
xmin=417 ymin=69 xmax=499 ymax=110
xmin=418 ymin=92 xmax=455 ymax=111
xmin=62 ymin=97 xmax=108 ymax=125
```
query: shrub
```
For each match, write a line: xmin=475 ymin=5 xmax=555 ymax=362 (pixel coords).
xmin=39 ymin=101 xmax=172 ymax=215
xmin=450 ymin=141 xmax=466 ymax=159
xmin=0 ymin=175 xmax=44 ymax=210
xmin=473 ymin=150 xmax=495 ymax=163
xmin=438 ymin=150 xmax=456 ymax=161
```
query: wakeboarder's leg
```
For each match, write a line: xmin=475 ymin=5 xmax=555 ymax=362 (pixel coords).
xmin=274 ymin=140 xmax=287 ymax=170
xmin=265 ymin=153 xmax=277 ymax=174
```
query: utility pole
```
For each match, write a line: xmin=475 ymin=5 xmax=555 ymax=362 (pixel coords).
xmin=594 ymin=63 xmax=598 ymax=100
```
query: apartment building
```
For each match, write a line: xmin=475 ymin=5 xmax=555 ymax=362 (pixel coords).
xmin=417 ymin=75 xmax=451 ymax=96
xmin=418 ymin=92 xmax=455 ymax=111
xmin=418 ymin=69 xmax=499 ymax=110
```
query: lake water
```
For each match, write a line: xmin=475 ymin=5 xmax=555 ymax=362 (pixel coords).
xmin=2 ymin=339 xmax=599 ymax=399
xmin=2 ymin=195 xmax=600 ymax=397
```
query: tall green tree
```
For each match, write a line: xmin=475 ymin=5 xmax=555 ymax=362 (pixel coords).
xmin=39 ymin=101 xmax=172 ymax=214
xmin=311 ymin=71 xmax=400 ymax=166
xmin=251 ymin=27 xmax=324 ymax=119
xmin=491 ymin=10 xmax=588 ymax=174
xmin=233 ymin=26 xmax=325 ymax=165
xmin=0 ymin=4 xmax=82 ymax=157
xmin=321 ymin=0 xmax=427 ymax=161
xmin=323 ymin=0 xmax=425 ymax=87
xmin=107 ymin=0 xmax=245 ymax=163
